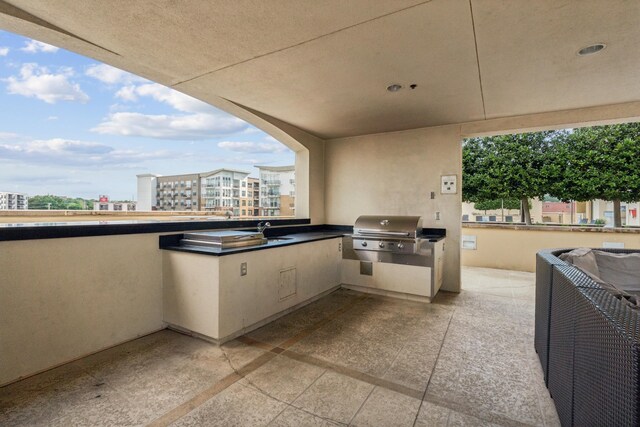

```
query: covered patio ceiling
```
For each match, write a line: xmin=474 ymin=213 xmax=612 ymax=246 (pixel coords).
xmin=0 ymin=0 xmax=638 ymax=139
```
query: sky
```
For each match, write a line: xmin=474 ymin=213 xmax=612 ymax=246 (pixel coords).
xmin=0 ymin=31 xmax=294 ymax=200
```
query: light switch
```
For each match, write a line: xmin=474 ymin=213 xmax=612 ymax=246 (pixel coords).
xmin=441 ymin=175 xmax=457 ymax=194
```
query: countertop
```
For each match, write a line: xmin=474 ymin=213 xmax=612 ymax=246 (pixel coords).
xmin=159 ymin=224 xmax=446 ymax=256
xmin=161 ymin=230 xmax=346 ymax=256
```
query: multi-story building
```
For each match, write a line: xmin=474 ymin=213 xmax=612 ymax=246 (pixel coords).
xmin=201 ymin=169 xmax=251 ymax=216
xmin=136 ymin=174 xmax=158 ymax=211
xmin=0 ymin=192 xmax=28 ymax=210
xmin=257 ymin=165 xmax=295 ymax=217
xmin=246 ymin=177 xmax=261 ymax=217
xmin=155 ymin=173 xmax=200 ymax=212
xmin=94 ymin=200 xmax=136 ymax=211
xmin=137 ymin=169 xmax=262 ymax=217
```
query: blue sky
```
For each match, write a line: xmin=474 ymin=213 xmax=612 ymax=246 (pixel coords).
xmin=0 ymin=31 xmax=293 ymax=200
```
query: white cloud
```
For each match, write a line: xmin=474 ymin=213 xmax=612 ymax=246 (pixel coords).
xmin=46 ymin=116 xmax=59 ymax=121
xmin=99 ymin=82 xmax=251 ymax=140
xmin=85 ymin=64 xmax=146 ymax=85
xmin=0 ymin=47 xmax=9 ymax=56
xmin=21 ymin=40 xmax=59 ymax=53
xmin=218 ymin=140 xmax=288 ymax=154
xmin=92 ymin=112 xmax=248 ymax=140
xmin=0 ymin=132 xmax=22 ymax=140
xmin=0 ymin=137 xmax=173 ymax=167
xmin=12 ymin=175 xmax=91 ymax=186
xmin=115 ymin=85 xmax=138 ymax=101
xmin=5 ymin=63 xmax=89 ymax=104
xmin=117 ymin=82 xmax=214 ymax=114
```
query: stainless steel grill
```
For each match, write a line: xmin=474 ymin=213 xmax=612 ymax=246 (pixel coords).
xmin=352 ymin=215 xmax=424 ymax=255
xmin=344 ymin=215 xmax=438 ymax=266
xmin=343 ymin=214 xmax=446 ymax=298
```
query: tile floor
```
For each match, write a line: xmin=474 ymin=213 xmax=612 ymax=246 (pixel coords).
xmin=0 ymin=267 xmax=560 ymax=426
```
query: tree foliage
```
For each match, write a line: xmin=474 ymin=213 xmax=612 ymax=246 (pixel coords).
xmin=549 ymin=123 xmax=640 ymax=202
xmin=463 ymin=123 xmax=640 ymax=227
xmin=462 ymin=131 xmax=561 ymax=224
xmin=28 ymin=195 xmax=93 ymax=210
xmin=474 ymin=198 xmax=521 ymax=211
xmin=547 ymin=123 xmax=640 ymax=227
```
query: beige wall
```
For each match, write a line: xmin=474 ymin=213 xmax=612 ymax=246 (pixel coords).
xmin=325 ymin=125 xmax=462 ymax=292
xmin=461 ymin=225 xmax=640 ymax=272
xmin=205 ymin=101 xmax=326 ymax=224
xmin=0 ymin=235 xmax=164 ymax=386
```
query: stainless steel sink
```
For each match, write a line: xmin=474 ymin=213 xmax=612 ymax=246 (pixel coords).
xmin=267 ymin=237 xmax=293 ymax=243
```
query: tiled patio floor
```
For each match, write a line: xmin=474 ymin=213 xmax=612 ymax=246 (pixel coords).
xmin=0 ymin=267 xmax=559 ymax=426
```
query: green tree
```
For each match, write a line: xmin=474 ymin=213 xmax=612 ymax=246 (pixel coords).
xmin=549 ymin=123 xmax=640 ymax=227
xmin=463 ymin=131 xmax=561 ymax=224
xmin=28 ymin=195 xmax=92 ymax=210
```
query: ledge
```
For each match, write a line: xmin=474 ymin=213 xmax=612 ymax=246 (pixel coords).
xmin=160 ymin=229 xmax=346 ymax=256
xmin=462 ymin=222 xmax=640 ymax=234
xmin=0 ymin=218 xmax=310 ymax=242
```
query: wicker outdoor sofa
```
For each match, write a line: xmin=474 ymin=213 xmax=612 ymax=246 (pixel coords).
xmin=535 ymin=248 xmax=640 ymax=427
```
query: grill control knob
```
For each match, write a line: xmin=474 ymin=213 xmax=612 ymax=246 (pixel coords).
xmin=379 ymin=242 xmax=385 ymax=248
xmin=397 ymin=242 xmax=405 ymax=249
xmin=361 ymin=241 xmax=367 ymax=247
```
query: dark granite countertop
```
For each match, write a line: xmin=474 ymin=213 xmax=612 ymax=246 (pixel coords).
xmin=160 ymin=230 xmax=346 ymax=256
xmin=0 ymin=218 xmax=310 ymax=241
xmin=159 ymin=224 xmax=446 ymax=256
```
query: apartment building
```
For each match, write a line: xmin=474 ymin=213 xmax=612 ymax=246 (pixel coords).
xmin=0 ymin=191 xmax=28 ymax=210
xmin=155 ymin=173 xmax=200 ymax=212
xmin=136 ymin=174 xmax=158 ymax=211
xmin=137 ymin=169 xmax=264 ymax=218
xmin=241 ymin=177 xmax=261 ymax=217
xmin=201 ymin=169 xmax=251 ymax=216
xmin=257 ymin=165 xmax=295 ymax=217
xmin=93 ymin=201 xmax=136 ymax=211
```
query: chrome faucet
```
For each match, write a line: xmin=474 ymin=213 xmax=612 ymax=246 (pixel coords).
xmin=257 ymin=221 xmax=271 ymax=233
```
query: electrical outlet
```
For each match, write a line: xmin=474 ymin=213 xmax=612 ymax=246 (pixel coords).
xmin=441 ymin=175 xmax=457 ymax=194
xmin=435 ymin=211 xmax=441 ymax=220
xmin=240 ymin=262 xmax=247 ymax=276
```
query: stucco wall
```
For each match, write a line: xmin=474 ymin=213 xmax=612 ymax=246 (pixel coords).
xmin=0 ymin=235 xmax=164 ymax=386
xmin=461 ymin=225 xmax=640 ymax=272
xmin=325 ymin=125 xmax=462 ymax=292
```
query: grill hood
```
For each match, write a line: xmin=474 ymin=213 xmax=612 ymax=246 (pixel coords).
xmin=353 ymin=215 xmax=423 ymax=238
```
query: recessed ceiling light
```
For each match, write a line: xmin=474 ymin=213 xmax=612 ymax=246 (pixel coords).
xmin=387 ymin=84 xmax=402 ymax=92
xmin=577 ymin=43 xmax=606 ymax=56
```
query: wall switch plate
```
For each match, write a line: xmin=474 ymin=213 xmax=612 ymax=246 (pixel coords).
xmin=441 ymin=175 xmax=457 ymax=194
xmin=435 ymin=211 xmax=441 ymax=220
xmin=240 ymin=262 xmax=247 ymax=276
xmin=430 ymin=191 xmax=435 ymax=199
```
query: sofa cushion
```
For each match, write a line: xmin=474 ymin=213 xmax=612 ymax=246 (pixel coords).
xmin=559 ymin=248 xmax=601 ymax=278
xmin=593 ymin=251 xmax=640 ymax=294
xmin=560 ymin=248 xmax=640 ymax=308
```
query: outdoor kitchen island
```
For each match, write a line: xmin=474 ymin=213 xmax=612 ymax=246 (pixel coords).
xmin=160 ymin=223 xmax=445 ymax=344
xmin=160 ymin=230 xmax=344 ymax=344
